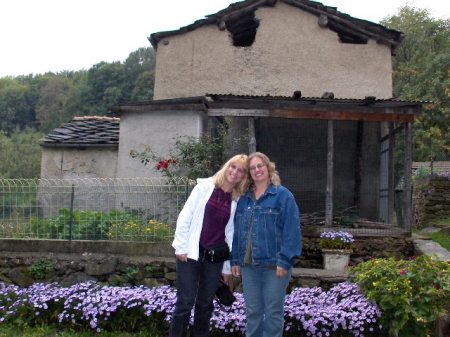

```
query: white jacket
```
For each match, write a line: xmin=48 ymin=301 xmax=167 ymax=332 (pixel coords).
xmin=172 ymin=177 xmax=236 ymax=274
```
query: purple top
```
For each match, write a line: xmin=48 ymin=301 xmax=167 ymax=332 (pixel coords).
xmin=199 ymin=187 xmax=232 ymax=248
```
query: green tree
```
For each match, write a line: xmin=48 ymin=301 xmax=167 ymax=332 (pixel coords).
xmin=35 ymin=73 xmax=74 ymax=132
xmin=86 ymin=61 xmax=127 ymax=115
xmin=0 ymin=78 xmax=34 ymax=133
xmin=124 ymin=47 xmax=155 ymax=100
xmin=0 ymin=128 xmax=43 ymax=178
xmin=383 ymin=7 xmax=450 ymax=161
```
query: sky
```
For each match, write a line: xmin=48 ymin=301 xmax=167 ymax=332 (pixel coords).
xmin=0 ymin=0 xmax=449 ymax=78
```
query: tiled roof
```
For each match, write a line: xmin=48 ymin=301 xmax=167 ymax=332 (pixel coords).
xmin=149 ymin=0 xmax=403 ymax=50
xmin=41 ymin=116 xmax=120 ymax=148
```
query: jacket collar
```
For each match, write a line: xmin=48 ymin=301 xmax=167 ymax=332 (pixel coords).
xmin=245 ymin=183 xmax=277 ymax=199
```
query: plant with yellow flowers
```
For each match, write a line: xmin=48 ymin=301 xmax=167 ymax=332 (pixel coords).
xmin=350 ymin=255 xmax=449 ymax=337
xmin=108 ymin=219 xmax=173 ymax=242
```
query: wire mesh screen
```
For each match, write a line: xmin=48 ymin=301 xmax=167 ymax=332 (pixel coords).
xmin=0 ymin=178 xmax=194 ymax=242
xmin=255 ymin=118 xmax=408 ymax=235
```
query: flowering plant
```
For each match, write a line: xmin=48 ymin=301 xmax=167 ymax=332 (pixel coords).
xmin=319 ymin=231 xmax=354 ymax=250
xmin=0 ymin=280 xmax=382 ymax=336
xmin=350 ymin=255 xmax=450 ymax=336
xmin=130 ymin=132 xmax=226 ymax=181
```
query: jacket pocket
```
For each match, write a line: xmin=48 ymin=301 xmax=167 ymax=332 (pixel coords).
xmin=257 ymin=207 xmax=280 ymax=259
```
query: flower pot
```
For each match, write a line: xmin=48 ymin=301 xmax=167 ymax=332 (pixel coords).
xmin=322 ymin=249 xmax=352 ymax=272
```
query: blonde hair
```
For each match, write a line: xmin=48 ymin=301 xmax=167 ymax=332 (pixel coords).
xmin=213 ymin=154 xmax=249 ymax=200
xmin=248 ymin=152 xmax=281 ymax=187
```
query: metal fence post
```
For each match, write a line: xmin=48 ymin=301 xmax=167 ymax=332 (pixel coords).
xmin=69 ymin=184 xmax=75 ymax=241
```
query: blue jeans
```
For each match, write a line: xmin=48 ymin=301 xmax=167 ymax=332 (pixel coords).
xmin=241 ymin=266 xmax=291 ymax=337
xmin=169 ymin=258 xmax=223 ymax=337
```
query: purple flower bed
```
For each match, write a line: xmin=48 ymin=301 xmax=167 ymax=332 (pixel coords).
xmin=0 ymin=281 xmax=381 ymax=336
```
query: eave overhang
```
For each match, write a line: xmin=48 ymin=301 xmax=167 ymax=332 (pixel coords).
xmin=110 ymin=94 xmax=423 ymax=123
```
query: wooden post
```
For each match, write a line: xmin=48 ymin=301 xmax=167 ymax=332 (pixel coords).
xmin=326 ymin=120 xmax=334 ymax=226
xmin=353 ymin=121 xmax=363 ymax=208
xmin=248 ymin=117 xmax=256 ymax=154
xmin=388 ymin=123 xmax=395 ymax=224
xmin=402 ymin=122 xmax=413 ymax=231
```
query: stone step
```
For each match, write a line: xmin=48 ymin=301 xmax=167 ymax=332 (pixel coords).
xmin=291 ymin=267 xmax=349 ymax=287
xmin=413 ymin=239 xmax=450 ymax=262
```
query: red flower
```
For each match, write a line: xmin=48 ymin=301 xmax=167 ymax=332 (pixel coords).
xmin=156 ymin=159 xmax=170 ymax=170
xmin=399 ymin=269 xmax=407 ymax=276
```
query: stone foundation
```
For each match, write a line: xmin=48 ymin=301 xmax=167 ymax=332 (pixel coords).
xmin=0 ymin=235 xmax=413 ymax=288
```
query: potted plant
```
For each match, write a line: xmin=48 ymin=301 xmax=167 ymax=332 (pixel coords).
xmin=319 ymin=231 xmax=354 ymax=272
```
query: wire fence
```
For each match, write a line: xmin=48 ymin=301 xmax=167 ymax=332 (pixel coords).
xmin=0 ymin=177 xmax=409 ymax=242
xmin=0 ymin=178 xmax=194 ymax=242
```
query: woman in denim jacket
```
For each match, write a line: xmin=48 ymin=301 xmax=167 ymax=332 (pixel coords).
xmin=170 ymin=154 xmax=248 ymax=337
xmin=231 ymin=152 xmax=301 ymax=337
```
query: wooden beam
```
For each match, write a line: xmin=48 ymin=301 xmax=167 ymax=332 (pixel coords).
xmin=353 ymin=121 xmax=363 ymax=208
xmin=270 ymin=110 xmax=415 ymax=122
xmin=402 ymin=122 xmax=413 ymax=231
xmin=209 ymin=108 xmax=415 ymax=122
xmin=282 ymin=0 xmax=400 ymax=47
xmin=219 ymin=0 xmax=271 ymax=23
xmin=325 ymin=120 xmax=334 ymax=226
xmin=208 ymin=108 xmax=270 ymax=117
xmin=387 ymin=123 xmax=395 ymax=224
xmin=379 ymin=123 xmax=403 ymax=142
xmin=248 ymin=117 xmax=256 ymax=153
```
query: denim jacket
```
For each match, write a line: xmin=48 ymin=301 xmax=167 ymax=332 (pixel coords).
xmin=230 ymin=184 xmax=301 ymax=270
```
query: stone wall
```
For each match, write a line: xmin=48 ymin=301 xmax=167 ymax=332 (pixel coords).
xmin=40 ymin=147 xmax=118 ymax=179
xmin=413 ymin=176 xmax=450 ymax=228
xmin=0 ymin=235 xmax=413 ymax=289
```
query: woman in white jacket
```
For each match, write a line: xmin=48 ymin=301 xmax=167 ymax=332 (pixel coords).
xmin=169 ymin=154 xmax=248 ymax=337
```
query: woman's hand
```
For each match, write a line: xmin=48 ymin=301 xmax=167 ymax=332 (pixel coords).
xmin=276 ymin=266 xmax=287 ymax=278
xmin=175 ymin=254 xmax=188 ymax=262
xmin=231 ymin=265 xmax=241 ymax=277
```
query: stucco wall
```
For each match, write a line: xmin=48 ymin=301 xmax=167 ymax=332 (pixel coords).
xmin=116 ymin=110 xmax=207 ymax=178
xmin=40 ymin=148 xmax=118 ymax=179
xmin=153 ymin=2 xmax=393 ymax=100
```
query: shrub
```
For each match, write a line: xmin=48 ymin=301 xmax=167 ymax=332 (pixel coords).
xmin=28 ymin=259 xmax=54 ymax=281
xmin=350 ymin=255 xmax=450 ymax=337
xmin=27 ymin=209 xmax=146 ymax=240
xmin=108 ymin=219 xmax=173 ymax=241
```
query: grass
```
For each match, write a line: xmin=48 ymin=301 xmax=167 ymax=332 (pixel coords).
xmin=416 ymin=216 xmax=450 ymax=251
xmin=0 ymin=325 xmax=162 ymax=337
xmin=429 ymin=231 xmax=450 ymax=251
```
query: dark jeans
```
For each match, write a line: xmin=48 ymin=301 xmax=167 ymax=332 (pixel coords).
xmin=169 ymin=258 xmax=223 ymax=337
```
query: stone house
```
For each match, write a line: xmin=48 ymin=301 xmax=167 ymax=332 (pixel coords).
xmin=40 ymin=116 xmax=119 ymax=179
xmin=42 ymin=0 xmax=423 ymax=228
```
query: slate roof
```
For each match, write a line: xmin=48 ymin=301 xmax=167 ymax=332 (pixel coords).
xmin=41 ymin=116 xmax=120 ymax=148
xmin=149 ymin=0 xmax=404 ymax=50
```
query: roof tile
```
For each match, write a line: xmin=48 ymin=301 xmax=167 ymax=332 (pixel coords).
xmin=41 ymin=116 xmax=120 ymax=148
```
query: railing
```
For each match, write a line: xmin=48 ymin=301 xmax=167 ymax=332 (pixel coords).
xmin=0 ymin=178 xmax=194 ymax=242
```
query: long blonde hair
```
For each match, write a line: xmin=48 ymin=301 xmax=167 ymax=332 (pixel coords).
xmin=213 ymin=154 xmax=249 ymax=200
xmin=247 ymin=152 xmax=281 ymax=187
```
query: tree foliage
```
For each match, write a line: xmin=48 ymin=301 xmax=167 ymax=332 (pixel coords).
xmin=382 ymin=7 xmax=450 ymax=161
xmin=0 ymin=10 xmax=448 ymax=178
xmin=0 ymin=47 xmax=155 ymax=178
xmin=0 ymin=128 xmax=44 ymax=178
